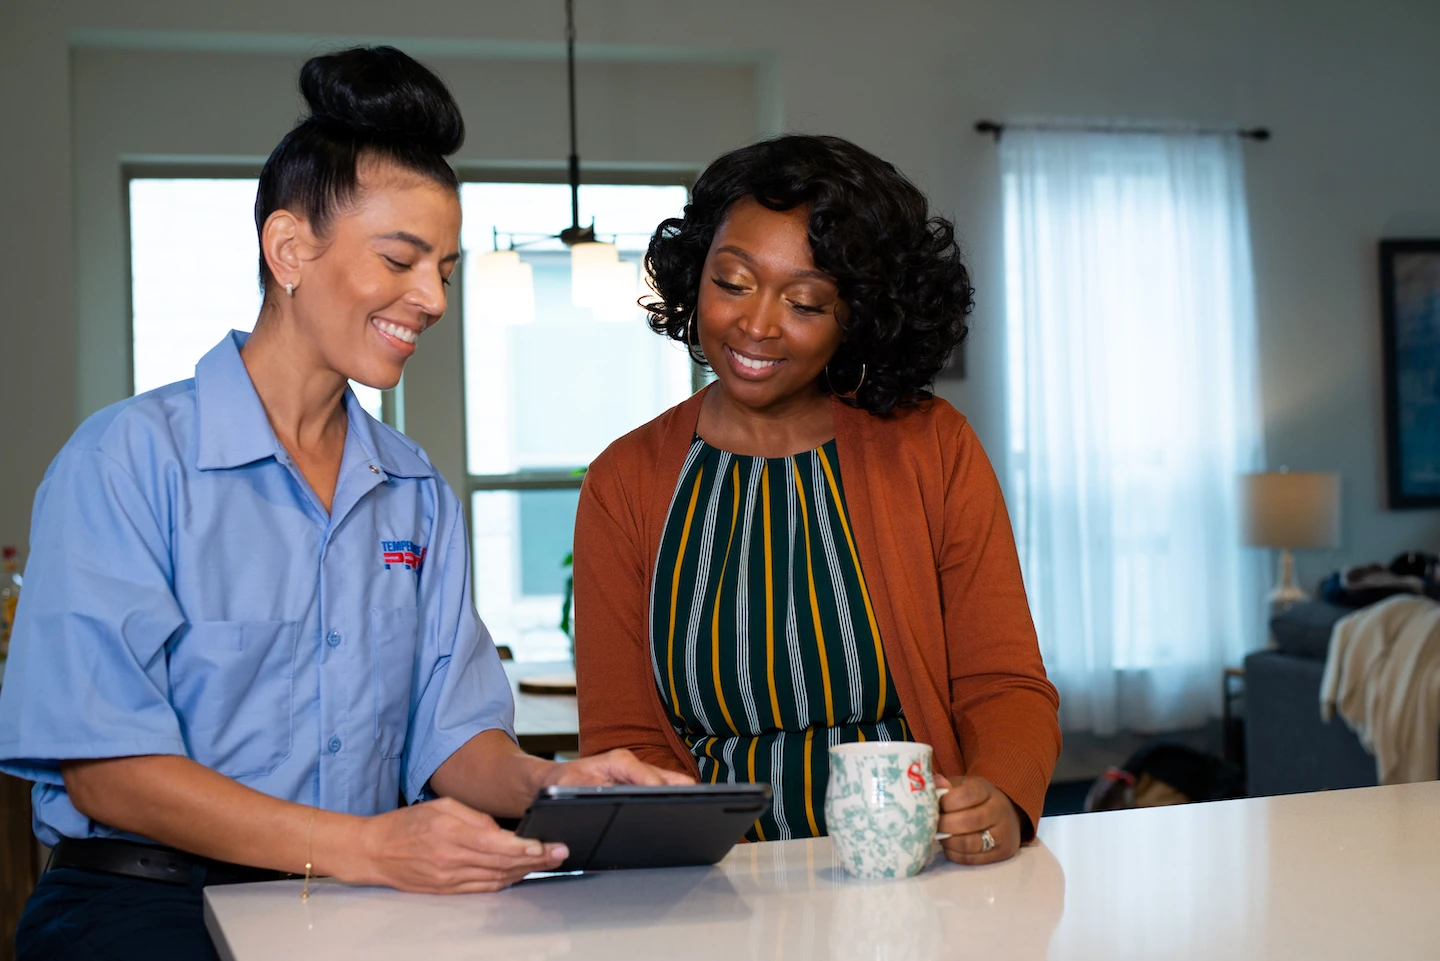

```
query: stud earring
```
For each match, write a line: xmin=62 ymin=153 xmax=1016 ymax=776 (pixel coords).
xmin=285 ymin=283 xmax=295 ymax=298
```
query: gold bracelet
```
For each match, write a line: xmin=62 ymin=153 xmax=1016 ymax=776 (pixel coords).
xmin=301 ymin=807 xmax=317 ymax=901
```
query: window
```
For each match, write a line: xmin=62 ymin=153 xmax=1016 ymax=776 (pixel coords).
xmin=461 ymin=182 xmax=695 ymax=661
xmin=128 ymin=177 xmax=385 ymax=418
xmin=1001 ymin=130 xmax=1265 ymax=735
xmin=126 ymin=175 xmax=695 ymax=664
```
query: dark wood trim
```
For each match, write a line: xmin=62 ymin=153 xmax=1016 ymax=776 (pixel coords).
xmin=0 ymin=772 xmax=39 ymax=961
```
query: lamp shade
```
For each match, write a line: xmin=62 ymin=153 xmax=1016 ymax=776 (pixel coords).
xmin=471 ymin=250 xmax=535 ymax=326
xmin=1240 ymin=471 xmax=1341 ymax=550
xmin=592 ymin=260 xmax=640 ymax=323
xmin=571 ymin=241 xmax=642 ymax=321
xmin=570 ymin=241 xmax=621 ymax=309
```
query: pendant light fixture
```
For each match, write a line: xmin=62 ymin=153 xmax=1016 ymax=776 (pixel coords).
xmin=557 ymin=0 xmax=637 ymax=318
xmin=471 ymin=249 xmax=535 ymax=326
xmin=473 ymin=0 xmax=639 ymax=325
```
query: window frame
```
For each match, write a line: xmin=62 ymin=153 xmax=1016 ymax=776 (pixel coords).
xmin=455 ymin=167 xmax=704 ymax=503
xmin=121 ymin=163 xmax=704 ymax=444
xmin=457 ymin=171 xmax=702 ymax=659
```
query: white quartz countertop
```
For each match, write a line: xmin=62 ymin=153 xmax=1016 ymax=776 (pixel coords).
xmin=205 ymin=781 xmax=1440 ymax=960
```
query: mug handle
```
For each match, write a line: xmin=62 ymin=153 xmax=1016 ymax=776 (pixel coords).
xmin=934 ymin=786 xmax=952 ymax=840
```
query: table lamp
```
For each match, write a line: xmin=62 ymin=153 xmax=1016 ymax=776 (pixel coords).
xmin=1240 ymin=470 xmax=1341 ymax=610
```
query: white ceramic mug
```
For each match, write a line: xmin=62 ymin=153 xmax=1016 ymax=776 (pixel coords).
xmin=825 ymin=741 xmax=945 ymax=880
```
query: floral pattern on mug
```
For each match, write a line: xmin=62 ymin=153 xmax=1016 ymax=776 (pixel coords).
xmin=825 ymin=742 xmax=940 ymax=880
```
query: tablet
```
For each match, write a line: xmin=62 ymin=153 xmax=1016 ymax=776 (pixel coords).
xmin=515 ymin=783 xmax=772 ymax=871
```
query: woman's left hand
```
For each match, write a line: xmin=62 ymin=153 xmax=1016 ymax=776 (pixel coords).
xmin=545 ymin=748 xmax=696 ymax=788
xmin=934 ymin=774 xmax=1023 ymax=865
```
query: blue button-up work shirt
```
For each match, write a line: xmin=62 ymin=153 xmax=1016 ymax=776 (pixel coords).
xmin=0 ymin=332 xmax=513 ymax=846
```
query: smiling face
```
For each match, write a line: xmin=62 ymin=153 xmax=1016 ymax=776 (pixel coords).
xmin=264 ymin=157 xmax=462 ymax=390
xmin=696 ymin=198 xmax=846 ymax=414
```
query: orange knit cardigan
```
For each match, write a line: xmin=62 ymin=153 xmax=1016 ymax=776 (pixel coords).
xmin=573 ymin=388 xmax=1061 ymax=832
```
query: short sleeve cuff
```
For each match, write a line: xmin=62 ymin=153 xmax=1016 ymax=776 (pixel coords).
xmin=403 ymin=721 xmax=516 ymax=805
xmin=0 ymin=735 xmax=191 ymax=785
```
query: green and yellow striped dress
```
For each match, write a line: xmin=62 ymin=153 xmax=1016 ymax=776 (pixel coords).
xmin=650 ymin=436 xmax=910 ymax=840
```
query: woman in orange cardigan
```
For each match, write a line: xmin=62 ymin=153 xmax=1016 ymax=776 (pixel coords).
xmin=574 ymin=135 xmax=1059 ymax=864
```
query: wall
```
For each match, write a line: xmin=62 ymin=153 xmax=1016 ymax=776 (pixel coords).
xmin=3 ymin=0 xmax=1439 ymax=589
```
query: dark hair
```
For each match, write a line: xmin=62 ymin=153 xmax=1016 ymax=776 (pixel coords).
xmin=644 ymin=135 xmax=973 ymax=414
xmin=254 ymin=46 xmax=465 ymax=291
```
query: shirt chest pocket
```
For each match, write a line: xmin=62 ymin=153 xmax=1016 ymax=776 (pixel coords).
xmin=169 ymin=620 xmax=298 ymax=778
xmin=371 ymin=606 xmax=419 ymax=760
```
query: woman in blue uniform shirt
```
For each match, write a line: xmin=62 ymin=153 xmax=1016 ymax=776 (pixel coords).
xmin=0 ymin=46 xmax=687 ymax=960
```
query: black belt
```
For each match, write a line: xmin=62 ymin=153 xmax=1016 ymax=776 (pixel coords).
xmin=50 ymin=837 xmax=300 ymax=887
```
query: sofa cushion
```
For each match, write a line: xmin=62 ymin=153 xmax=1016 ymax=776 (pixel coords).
xmin=1269 ymin=600 xmax=1351 ymax=660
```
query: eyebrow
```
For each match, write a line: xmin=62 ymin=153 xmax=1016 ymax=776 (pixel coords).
xmin=713 ymin=245 xmax=834 ymax=283
xmin=376 ymin=231 xmax=461 ymax=264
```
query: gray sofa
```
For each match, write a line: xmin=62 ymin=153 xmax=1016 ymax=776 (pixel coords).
xmin=1243 ymin=600 xmax=1377 ymax=796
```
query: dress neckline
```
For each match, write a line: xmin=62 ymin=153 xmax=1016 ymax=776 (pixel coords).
xmin=692 ymin=433 xmax=838 ymax=460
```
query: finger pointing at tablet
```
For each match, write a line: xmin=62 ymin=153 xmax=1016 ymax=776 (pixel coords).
xmin=547 ymin=748 xmax=696 ymax=788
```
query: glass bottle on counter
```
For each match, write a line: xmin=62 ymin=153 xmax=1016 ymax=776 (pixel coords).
xmin=0 ymin=546 xmax=21 ymax=658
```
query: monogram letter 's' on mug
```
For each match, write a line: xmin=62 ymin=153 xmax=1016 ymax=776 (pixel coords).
xmin=825 ymin=742 xmax=943 ymax=880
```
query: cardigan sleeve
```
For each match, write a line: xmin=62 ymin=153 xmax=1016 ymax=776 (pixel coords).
xmin=939 ymin=420 xmax=1061 ymax=839
xmin=573 ymin=451 xmax=694 ymax=776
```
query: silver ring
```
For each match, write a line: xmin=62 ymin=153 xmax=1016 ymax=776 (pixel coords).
xmin=980 ymin=829 xmax=996 ymax=852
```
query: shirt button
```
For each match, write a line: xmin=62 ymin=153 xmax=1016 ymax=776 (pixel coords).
xmin=326 ymin=630 xmax=341 ymax=648
xmin=369 ymin=465 xmax=380 ymax=474
xmin=328 ymin=736 xmax=342 ymax=754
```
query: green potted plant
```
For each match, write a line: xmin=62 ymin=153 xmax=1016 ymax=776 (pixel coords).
xmin=557 ymin=466 xmax=586 ymax=659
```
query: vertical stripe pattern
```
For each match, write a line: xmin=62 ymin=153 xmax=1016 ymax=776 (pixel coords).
xmin=651 ymin=437 xmax=907 ymax=840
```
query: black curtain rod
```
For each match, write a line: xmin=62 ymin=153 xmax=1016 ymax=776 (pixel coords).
xmin=974 ymin=120 xmax=1270 ymax=142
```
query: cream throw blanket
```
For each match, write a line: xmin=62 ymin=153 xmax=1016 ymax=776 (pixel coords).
xmin=1318 ymin=595 xmax=1440 ymax=784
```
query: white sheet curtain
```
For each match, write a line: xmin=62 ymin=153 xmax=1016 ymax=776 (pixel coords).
xmin=1000 ymin=130 xmax=1265 ymax=735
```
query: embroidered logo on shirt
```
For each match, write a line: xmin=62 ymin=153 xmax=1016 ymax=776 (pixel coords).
xmin=380 ymin=540 xmax=427 ymax=572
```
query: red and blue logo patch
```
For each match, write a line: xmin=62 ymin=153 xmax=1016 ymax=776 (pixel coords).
xmin=381 ymin=539 xmax=426 ymax=572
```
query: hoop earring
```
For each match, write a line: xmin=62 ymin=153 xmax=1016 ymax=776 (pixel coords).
xmin=685 ymin=312 xmax=705 ymax=362
xmin=284 ymin=282 xmax=296 ymax=298
xmin=825 ymin=362 xmax=866 ymax=400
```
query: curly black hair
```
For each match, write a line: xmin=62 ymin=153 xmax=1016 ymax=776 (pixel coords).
xmin=644 ymin=134 xmax=973 ymax=414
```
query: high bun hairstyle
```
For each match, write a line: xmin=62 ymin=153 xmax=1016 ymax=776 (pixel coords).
xmin=254 ymin=46 xmax=465 ymax=292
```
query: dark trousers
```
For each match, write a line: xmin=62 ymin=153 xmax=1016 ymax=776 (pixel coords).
xmin=15 ymin=866 xmax=220 ymax=961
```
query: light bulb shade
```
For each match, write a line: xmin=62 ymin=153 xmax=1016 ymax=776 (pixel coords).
xmin=593 ymin=260 xmax=641 ymax=323
xmin=1240 ymin=471 xmax=1341 ymax=550
xmin=570 ymin=242 xmax=621 ymax=309
xmin=472 ymin=250 xmax=535 ymax=326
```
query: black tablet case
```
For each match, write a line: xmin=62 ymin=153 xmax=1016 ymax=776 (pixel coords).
xmin=516 ymin=786 xmax=772 ymax=871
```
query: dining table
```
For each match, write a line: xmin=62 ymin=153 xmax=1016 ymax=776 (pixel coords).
xmin=503 ymin=659 xmax=579 ymax=758
xmin=204 ymin=779 xmax=1440 ymax=960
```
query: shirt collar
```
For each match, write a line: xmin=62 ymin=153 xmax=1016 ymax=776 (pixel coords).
xmin=195 ymin=331 xmax=283 ymax=471
xmin=341 ymin=392 xmax=434 ymax=479
xmin=194 ymin=330 xmax=433 ymax=479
